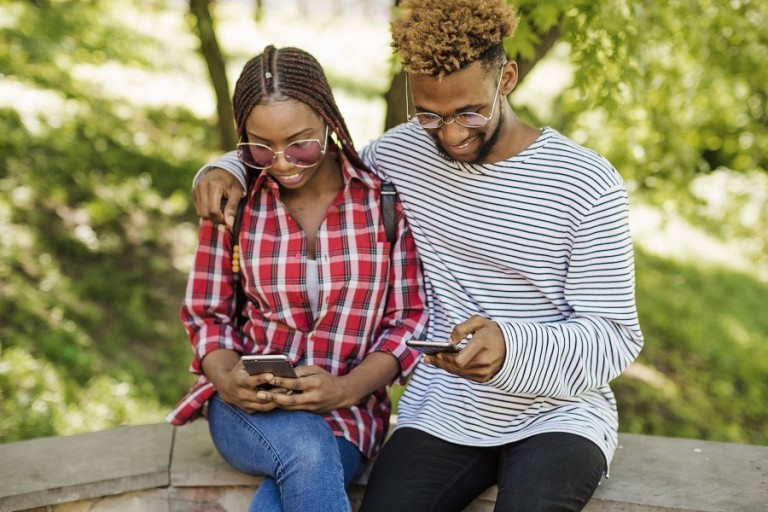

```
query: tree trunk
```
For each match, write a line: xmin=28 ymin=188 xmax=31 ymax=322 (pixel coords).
xmin=189 ymin=0 xmax=237 ymax=151
xmin=514 ymin=25 xmax=561 ymax=86
xmin=254 ymin=0 xmax=264 ymax=23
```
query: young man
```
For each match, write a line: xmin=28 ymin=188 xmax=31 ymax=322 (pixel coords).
xmin=192 ymin=1 xmax=643 ymax=510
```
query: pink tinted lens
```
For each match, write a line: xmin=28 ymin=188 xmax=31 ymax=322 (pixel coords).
xmin=283 ymin=140 xmax=323 ymax=167
xmin=247 ymin=145 xmax=276 ymax=168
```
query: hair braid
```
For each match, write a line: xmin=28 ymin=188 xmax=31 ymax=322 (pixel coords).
xmin=232 ymin=45 xmax=370 ymax=173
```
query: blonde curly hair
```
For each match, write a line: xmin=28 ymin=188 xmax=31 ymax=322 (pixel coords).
xmin=391 ymin=0 xmax=519 ymax=77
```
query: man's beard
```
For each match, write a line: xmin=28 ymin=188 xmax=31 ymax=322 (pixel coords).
xmin=430 ymin=108 xmax=504 ymax=164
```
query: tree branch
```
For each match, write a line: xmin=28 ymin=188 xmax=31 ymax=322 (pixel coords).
xmin=189 ymin=0 xmax=237 ymax=151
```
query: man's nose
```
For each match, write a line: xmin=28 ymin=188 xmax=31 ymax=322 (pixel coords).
xmin=439 ymin=119 xmax=467 ymax=144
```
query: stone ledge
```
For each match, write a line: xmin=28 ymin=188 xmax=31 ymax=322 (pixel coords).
xmin=1 ymin=422 xmax=766 ymax=512
xmin=0 ymin=424 xmax=173 ymax=512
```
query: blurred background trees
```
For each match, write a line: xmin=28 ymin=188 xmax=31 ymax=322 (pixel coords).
xmin=1 ymin=0 xmax=766 ymax=445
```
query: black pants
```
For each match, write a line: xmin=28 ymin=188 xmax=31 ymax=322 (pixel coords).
xmin=360 ymin=428 xmax=606 ymax=512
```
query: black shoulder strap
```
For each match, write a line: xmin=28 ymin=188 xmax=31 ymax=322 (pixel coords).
xmin=231 ymin=195 xmax=248 ymax=330
xmin=381 ymin=181 xmax=397 ymax=244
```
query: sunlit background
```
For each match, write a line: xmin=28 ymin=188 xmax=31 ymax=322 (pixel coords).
xmin=1 ymin=0 xmax=766 ymax=446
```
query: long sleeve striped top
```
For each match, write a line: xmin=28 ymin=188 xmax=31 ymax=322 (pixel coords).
xmin=361 ymin=124 xmax=643 ymax=467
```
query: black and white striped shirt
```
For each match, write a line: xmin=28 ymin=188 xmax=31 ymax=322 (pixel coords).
xmin=361 ymin=124 xmax=643 ymax=466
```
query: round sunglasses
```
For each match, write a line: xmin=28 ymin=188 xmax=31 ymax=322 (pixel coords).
xmin=237 ymin=126 xmax=329 ymax=170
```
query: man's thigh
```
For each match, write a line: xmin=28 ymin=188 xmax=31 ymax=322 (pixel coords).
xmin=495 ymin=432 xmax=606 ymax=512
xmin=359 ymin=427 xmax=497 ymax=512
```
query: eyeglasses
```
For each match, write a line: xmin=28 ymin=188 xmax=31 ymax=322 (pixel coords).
xmin=237 ymin=126 xmax=329 ymax=169
xmin=405 ymin=64 xmax=506 ymax=129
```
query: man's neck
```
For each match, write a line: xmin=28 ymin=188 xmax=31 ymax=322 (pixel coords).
xmin=483 ymin=113 xmax=541 ymax=164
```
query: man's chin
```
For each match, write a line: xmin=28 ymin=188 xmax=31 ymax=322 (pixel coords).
xmin=430 ymin=127 xmax=500 ymax=165
xmin=431 ymin=137 xmax=478 ymax=163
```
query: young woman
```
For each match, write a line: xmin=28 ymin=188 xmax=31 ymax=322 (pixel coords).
xmin=168 ymin=45 xmax=428 ymax=512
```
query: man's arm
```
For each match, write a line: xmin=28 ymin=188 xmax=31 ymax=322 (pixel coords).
xmin=429 ymin=186 xmax=644 ymax=395
xmin=192 ymin=151 xmax=247 ymax=229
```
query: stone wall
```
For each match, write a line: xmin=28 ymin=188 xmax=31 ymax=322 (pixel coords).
xmin=1 ymin=422 xmax=766 ymax=512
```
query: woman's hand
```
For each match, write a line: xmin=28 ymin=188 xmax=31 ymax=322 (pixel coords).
xmin=202 ymin=349 xmax=289 ymax=413
xmin=216 ymin=364 xmax=290 ymax=414
xmin=258 ymin=352 xmax=401 ymax=413
xmin=256 ymin=365 xmax=353 ymax=413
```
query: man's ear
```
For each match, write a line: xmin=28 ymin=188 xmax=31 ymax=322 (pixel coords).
xmin=501 ymin=60 xmax=519 ymax=96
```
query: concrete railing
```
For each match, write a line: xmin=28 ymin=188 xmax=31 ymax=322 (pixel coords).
xmin=0 ymin=421 xmax=766 ymax=511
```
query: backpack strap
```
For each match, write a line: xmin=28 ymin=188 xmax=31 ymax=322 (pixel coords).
xmin=231 ymin=195 xmax=248 ymax=330
xmin=381 ymin=181 xmax=397 ymax=244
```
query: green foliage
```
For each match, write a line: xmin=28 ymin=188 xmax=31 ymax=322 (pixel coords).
xmin=0 ymin=99 xmax=207 ymax=440
xmin=550 ymin=0 xmax=768 ymax=197
xmin=509 ymin=1 xmax=768 ymax=224
xmin=0 ymin=0 xmax=156 ymax=95
xmin=0 ymin=0 xmax=213 ymax=442
xmin=614 ymin=249 xmax=768 ymax=444
xmin=509 ymin=0 xmax=768 ymax=282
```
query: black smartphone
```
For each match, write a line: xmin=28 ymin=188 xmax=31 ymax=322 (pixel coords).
xmin=241 ymin=354 xmax=298 ymax=379
xmin=405 ymin=339 xmax=462 ymax=355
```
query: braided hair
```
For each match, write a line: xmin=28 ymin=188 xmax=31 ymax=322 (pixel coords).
xmin=232 ymin=45 xmax=369 ymax=173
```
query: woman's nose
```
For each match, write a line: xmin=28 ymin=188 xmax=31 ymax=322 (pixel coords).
xmin=271 ymin=151 xmax=293 ymax=171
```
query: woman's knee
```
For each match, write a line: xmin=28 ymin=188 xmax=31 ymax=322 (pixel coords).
xmin=278 ymin=429 xmax=342 ymax=474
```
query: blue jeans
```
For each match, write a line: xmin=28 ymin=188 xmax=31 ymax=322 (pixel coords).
xmin=208 ymin=394 xmax=366 ymax=512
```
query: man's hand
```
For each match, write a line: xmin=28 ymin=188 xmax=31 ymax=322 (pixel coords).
xmin=192 ymin=167 xmax=244 ymax=230
xmin=423 ymin=315 xmax=506 ymax=382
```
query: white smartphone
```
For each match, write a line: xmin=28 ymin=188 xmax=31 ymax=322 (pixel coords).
xmin=241 ymin=354 xmax=298 ymax=379
xmin=405 ymin=339 xmax=462 ymax=355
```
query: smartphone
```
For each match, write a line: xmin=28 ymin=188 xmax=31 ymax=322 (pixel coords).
xmin=405 ymin=339 xmax=462 ymax=355
xmin=241 ymin=354 xmax=298 ymax=379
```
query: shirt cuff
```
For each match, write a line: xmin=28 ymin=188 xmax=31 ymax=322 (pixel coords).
xmin=484 ymin=321 xmax=519 ymax=393
xmin=191 ymin=325 xmax=244 ymax=373
xmin=375 ymin=335 xmax=421 ymax=384
xmin=192 ymin=150 xmax=247 ymax=191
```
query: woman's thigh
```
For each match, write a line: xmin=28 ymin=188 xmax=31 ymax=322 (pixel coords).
xmin=207 ymin=394 xmax=364 ymax=479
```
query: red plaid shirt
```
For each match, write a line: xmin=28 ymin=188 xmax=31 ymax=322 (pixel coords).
xmin=167 ymin=155 xmax=427 ymax=458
